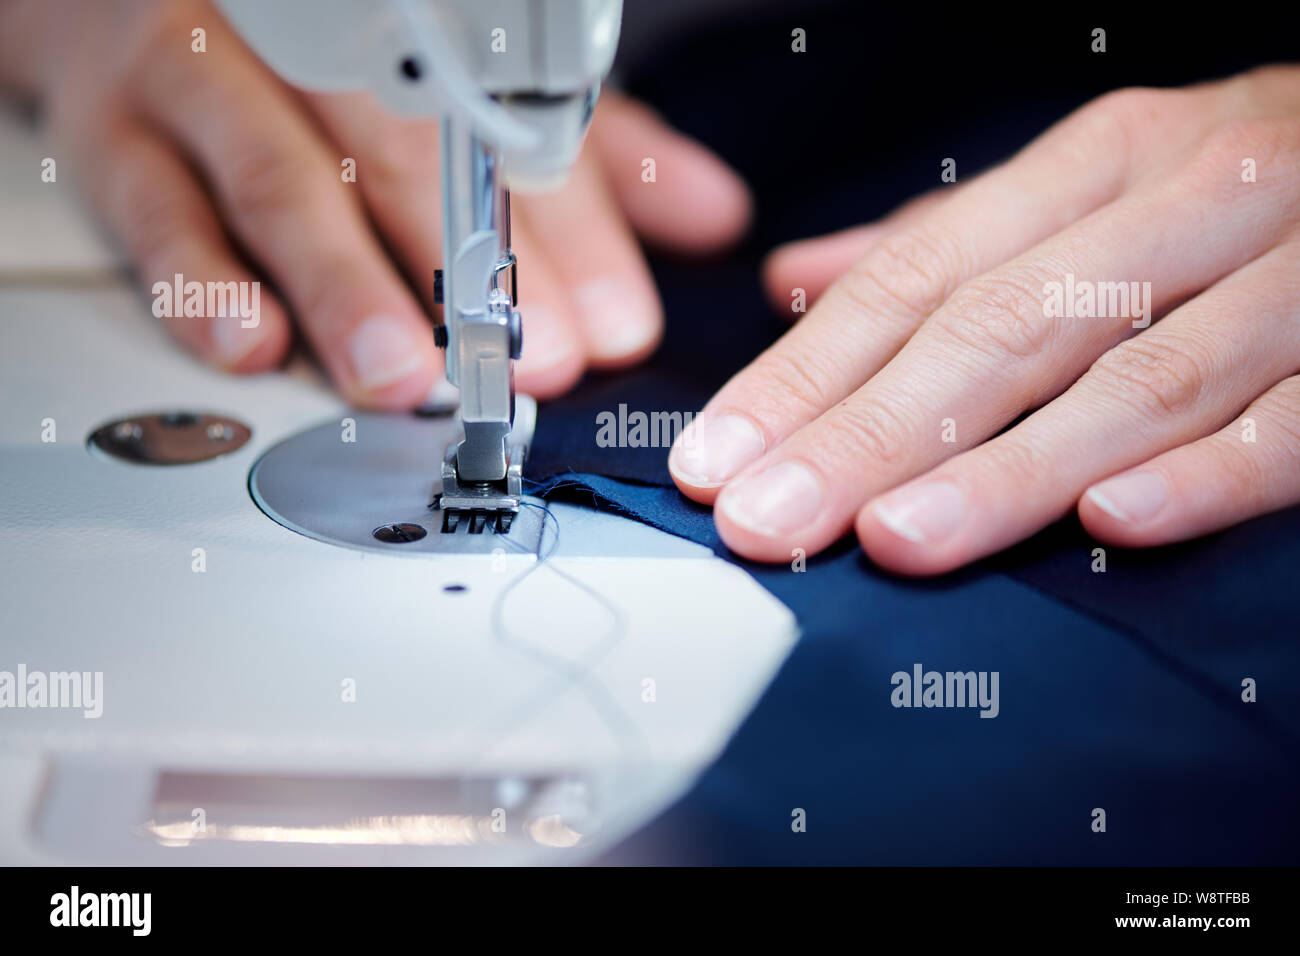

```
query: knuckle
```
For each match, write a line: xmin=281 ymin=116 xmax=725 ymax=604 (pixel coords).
xmin=124 ymin=174 xmax=205 ymax=268
xmin=224 ymin=146 xmax=320 ymax=227
xmin=364 ymin=123 xmax=439 ymax=197
xmin=1089 ymin=335 xmax=1210 ymax=418
xmin=1234 ymin=64 xmax=1300 ymax=111
xmin=1088 ymin=86 xmax=1167 ymax=123
xmin=1073 ymin=87 xmax=1166 ymax=165
xmin=1206 ymin=117 xmax=1295 ymax=160
xmin=1207 ymin=430 xmax=1269 ymax=497
xmin=939 ymin=270 xmax=1056 ymax=361
xmin=978 ymin=435 xmax=1054 ymax=489
xmin=128 ymin=8 xmax=215 ymax=111
xmin=1253 ymin=377 xmax=1300 ymax=446
xmin=382 ymin=123 xmax=440 ymax=176
xmin=1187 ymin=118 xmax=1300 ymax=184
xmin=746 ymin=348 xmax=840 ymax=421
xmin=845 ymin=224 xmax=961 ymax=320
xmin=825 ymin=395 xmax=915 ymax=469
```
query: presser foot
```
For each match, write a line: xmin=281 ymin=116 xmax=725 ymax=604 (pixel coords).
xmin=434 ymin=440 xmax=526 ymax=535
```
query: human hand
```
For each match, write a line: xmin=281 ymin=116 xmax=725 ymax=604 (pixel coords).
xmin=0 ymin=0 xmax=751 ymax=407
xmin=670 ymin=66 xmax=1300 ymax=573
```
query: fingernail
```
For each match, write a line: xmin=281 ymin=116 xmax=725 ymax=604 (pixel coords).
xmin=718 ymin=461 xmax=823 ymax=537
xmin=574 ymin=277 xmax=659 ymax=360
xmin=669 ymin=414 xmax=766 ymax=486
xmin=872 ymin=479 xmax=966 ymax=545
xmin=415 ymin=375 xmax=460 ymax=414
xmin=347 ymin=315 xmax=428 ymax=391
xmin=516 ymin=305 xmax=579 ymax=374
xmin=1086 ymin=471 xmax=1168 ymax=523
xmin=211 ymin=315 xmax=268 ymax=366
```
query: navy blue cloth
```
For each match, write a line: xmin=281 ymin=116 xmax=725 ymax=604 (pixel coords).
xmin=523 ymin=473 xmax=1300 ymax=864
xmin=520 ymin=4 xmax=1300 ymax=863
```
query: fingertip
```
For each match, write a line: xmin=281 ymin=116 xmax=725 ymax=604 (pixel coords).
xmin=679 ymin=155 xmax=753 ymax=252
xmin=657 ymin=146 xmax=752 ymax=253
xmin=854 ymin=505 xmax=955 ymax=578
xmin=668 ymin=462 xmax=723 ymax=505
xmin=349 ymin=360 xmax=440 ymax=411
xmin=515 ymin=351 xmax=585 ymax=399
xmin=762 ymin=225 xmax=886 ymax=314
xmin=712 ymin=503 xmax=797 ymax=564
xmin=593 ymin=96 xmax=752 ymax=253
xmin=209 ymin=301 xmax=293 ymax=374
xmin=762 ymin=236 xmax=815 ymax=276
xmin=1077 ymin=471 xmax=1174 ymax=548
xmin=761 ymin=244 xmax=802 ymax=314
xmin=667 ymin=412 xmax=767 ymax=504
xmin=666 ymin=423 xmax=726 ymax=504
xmin=586 ymin=335 xmax=661 ymax=371
xmin=712 ymin=460 xmax=838 ymax=564
xmin=1077 ymin=487 xmax=1147 ymax=548
xmin=513 ymin=303 xmax=587 ymax=398
xmin=339 ymin=313 xmax=442 ymax=410
xmin=573 ymin=278 xmax=663 ymax=368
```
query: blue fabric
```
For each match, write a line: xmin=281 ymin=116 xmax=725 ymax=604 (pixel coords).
xmin=525 ymin=473 xmax=1300 ymax=864
xmin=519 ymin=4 xmax=1300 ymax=863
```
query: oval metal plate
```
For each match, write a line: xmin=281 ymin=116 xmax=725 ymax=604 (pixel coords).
xmin=87 ymin=411 xmax=252 ymax=465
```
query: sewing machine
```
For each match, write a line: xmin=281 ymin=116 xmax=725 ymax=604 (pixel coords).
xmin=0 ymin=0 xmax=796 ymax=865
xmin=221 ymin=0 xmax=619 ymax=531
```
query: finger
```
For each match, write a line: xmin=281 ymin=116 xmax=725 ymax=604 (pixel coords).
xmin=763 ymin=189 xmax=954 ymax=312
xmin=588 ymin=91 xmax=752 ymax=252
xmin=671 ymin=86 xmax=1220 ymax=499
xmin=307 ymin=91 xmax=587 ymax=393
xmin=79 ymin=117 xmax=290 ymax=370
xmin=303 ymin=90 xmax=442 ymax=306
xmin=856 ymin=242 xmax=1300 ymax=574
xmin=714 ymin=116 xmax=1300 ymax=562
xmin=1080 ymin=375 xmax=1300 ymax=548
xmin=131 ymin=20 xmax=438 ymax=409
xmin=516 ymin=146 xmax=661 ymax=367
xmin=508 ymin=217 xmax=588 ymax=397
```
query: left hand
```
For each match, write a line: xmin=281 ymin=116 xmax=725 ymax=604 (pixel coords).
xmin=670 ymin=65 xmax=1300 ymax=574
xmin=0 ymin=0 xmax=751 ymax=408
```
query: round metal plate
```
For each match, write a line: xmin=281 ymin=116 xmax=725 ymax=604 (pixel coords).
xmin=249 ymin=413 xmax=543 ymax=555
xmin=87 ymin=411 xmax=251 ymax=465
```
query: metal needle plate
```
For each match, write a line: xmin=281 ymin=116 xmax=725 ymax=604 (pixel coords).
xmin=249 ymin=412 xmax=543 ymax=556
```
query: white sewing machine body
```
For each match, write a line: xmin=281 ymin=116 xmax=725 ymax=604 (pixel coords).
xmin=0 ymin=107 xmax=797 ymax=864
